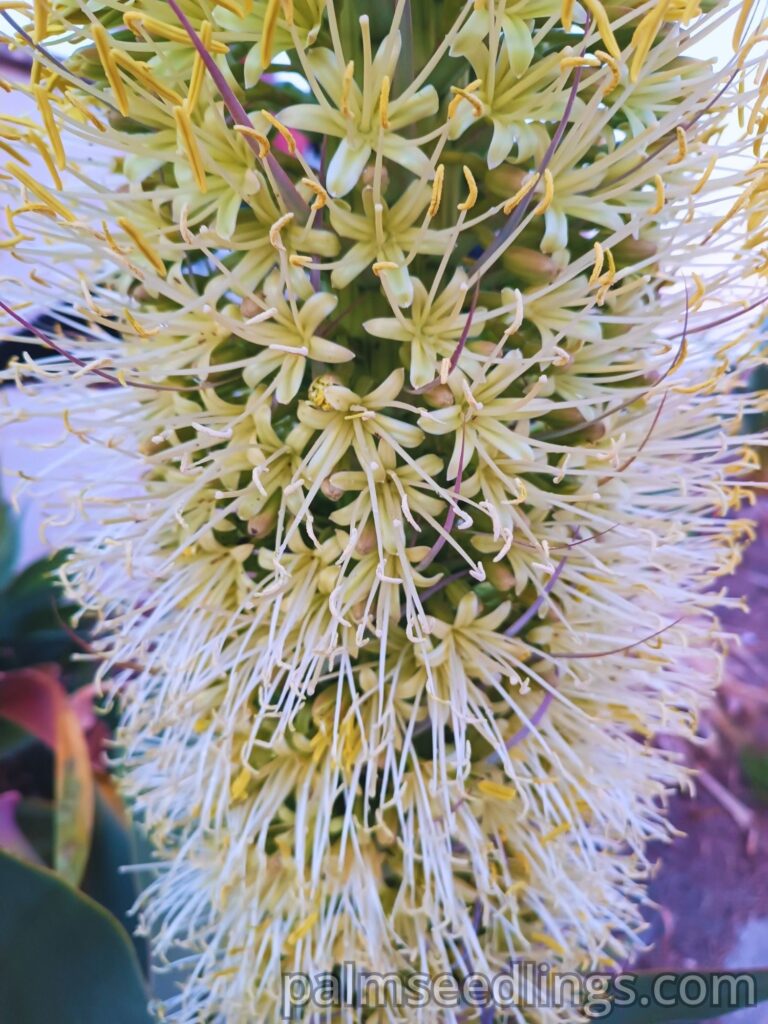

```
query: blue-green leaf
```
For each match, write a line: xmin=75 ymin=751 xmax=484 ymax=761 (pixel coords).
xmin=0 ymin=850 xmax=151 ymax=1024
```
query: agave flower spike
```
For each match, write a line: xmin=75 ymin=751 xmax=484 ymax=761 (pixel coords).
xmin=1 ymin=0 xmax=768 ymax=1020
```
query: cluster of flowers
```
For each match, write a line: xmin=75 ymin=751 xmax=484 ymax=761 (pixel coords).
xmin=1 ymin=0 xmax=768 ymax=1019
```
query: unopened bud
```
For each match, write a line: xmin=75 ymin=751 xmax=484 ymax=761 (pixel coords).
xmin=501 ymin=246 xmax=559 ymax=284
xmin=421 ymin=383 xmax=455 ymax=409
xmin=241 ymin=296 xmax=260 ymax=319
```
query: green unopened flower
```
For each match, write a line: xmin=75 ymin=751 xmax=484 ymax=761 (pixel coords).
xmin=1 ymin=0 xmax=768 ymax=1020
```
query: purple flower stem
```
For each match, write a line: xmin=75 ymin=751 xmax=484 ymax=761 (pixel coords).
xmin=165 ymin=0 xmax=307 ymax=216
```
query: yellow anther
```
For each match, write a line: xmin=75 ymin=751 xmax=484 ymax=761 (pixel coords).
xmin=112 ymin=51 xmax=184 ymax=106
xmin=230 ymin=766 xmax=251 ymax=801
xmin=188 ymin=21 xmax=213 ymax=111
xmin=478 ymin=780 xmax=517 ymax=801
xmin=531 ymin=931 xmax=566 ymax=956
xmin=60 ymin=91 xmax=105 ymax=133
xmin=733 ymin=0 xmax=757 ymax=49
xmin=630 ymin=0 xmax=670 ymax=83
xmin=124 ymin=309 xmax=160 ymax=338
xmin=582 ymin=0 xmax=621 ymax=59
xmin=542 ymin=821 xmax=571 ymax=843
xmin=692 ymin=155 xmax=716 ymax=195
xmin=595 ymin=49 xmax=620 ymax=92
xmin=690 ymin=271 xmax=705 ymax=310
xmin=562 ymin=0 xmax=575 ymax=31
xmin=117 ymin=217 xmax=166 ymax=276
xmin=281 ymin=0 xmax=295 ymax=27
xmin=532 ymin=169 xmax=554 ymax=215
xmin=502 ymin=174 xmax=538 ymax=214
xmin=428 ymin=163 xmax=445 ymax=218
xmin=457 ymin=164 xmax=478 ymax=211
xmin=6 ymin=162 xmax=73 ymax=221
xmin=261 ymin=109 xmax=297 ymax=154
xmin=33 ymin=0 xmax=48 ymax=42
xmin=174 ymin=105 xmax=207 ymax=193
xmin=288 ymin=254 xmax=313 ymax=268
xmin=123 ymin=11 xmax=228 ymax=52
xmin=649 ymin=173 xmax=665 ymax=214
xmin=286 ymin=912 xmax=318 ymax=946
xmin=0 ymin=233 xmax=29 ymax=249
xmin=301 ymin=177 xmax=328 ymax=210
xmin=26 ymin=131 xmax=62 ymax=190
xmin=341 ymin=60 xmax=355 ymax=118
xmin=604 ymin=246 xmax=616 ymax=278
xmin=92 ymin=24 xmax=129 ymax=116
xmin=269 ymin=211 xmax=294 ymax=249
xmin=448 ymin=82 xmax=484 ymax=119
xmin=234 ymin=124 xmax=271 ymax=158
xmin=669 ymin=335 xmax=688 ymax=375
xmin=32 ymin=85 xmax=63 ymax=170
xmin=379 ymin=74 xmax=391 ymax=130
xmin=372 ymin=260 xmax=399 ymax=276
xmin=670 ymin=125 xmax=687 ymax=164
xmin=215 ymin=0 xmax=245 ymax=15
xmin=589 ymin=241 xmax=604 ymax=284
xmin=560 ymin=54 xmax=600 ymax=72
xmin=261 ymin=0 xmax=281 ymax=69
xmin=100 ymin=219 xmax=124 ymax=255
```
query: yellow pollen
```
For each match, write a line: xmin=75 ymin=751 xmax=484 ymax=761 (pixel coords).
xmin=428 ymin=163 xmax=445 ymax=218
xmin=286 ymin=911 xmax=318 ymax=946
xmin=174 ymin=105 xmax=207 ymax=192
xmin=457 ymin=164 xmax=478 ymax=211
xmin=562 ymin=0 xmax=575 ymax=31
xmin=301 ymin=176 xmax=328 ymax=210
xmin=261 ymin=0 xmax=281 ymax=69
xmin=649 ymin=173 xmax=665 ymax=214
xmin=234 ymin=125 xmax=271 ymax=158
xmin=6 ymin=162 xmax=73 ymax=221
xmin=288 ymin=254 xmax=313 ymax=267
xmin=92 ymin=24 xmax=129 ymax=116
xmin=341 ymin=60 xmax=355 ymax=118
xmin=589 ymin=241 xmax=604 ymax=284
xmin=502 ymin=174 xmax=538 ymax=214
xmin=478 ymin=779 xmax=517 ymax=801
xmin=379 ymin=74 xmax=391 ymax=129
xmin=582 ymin=0 xmax=621 ymax=59
xmin=261 ymin=109 xmax=297 ymax=154
xmin=117 ymin=216 xmax=166 ymax=276
xmin=532 ymin=169 xmax=554 ymax=215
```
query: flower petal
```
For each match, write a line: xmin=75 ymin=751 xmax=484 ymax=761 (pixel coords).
xmin=326 ymin=138 xmax=372 ymax=198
